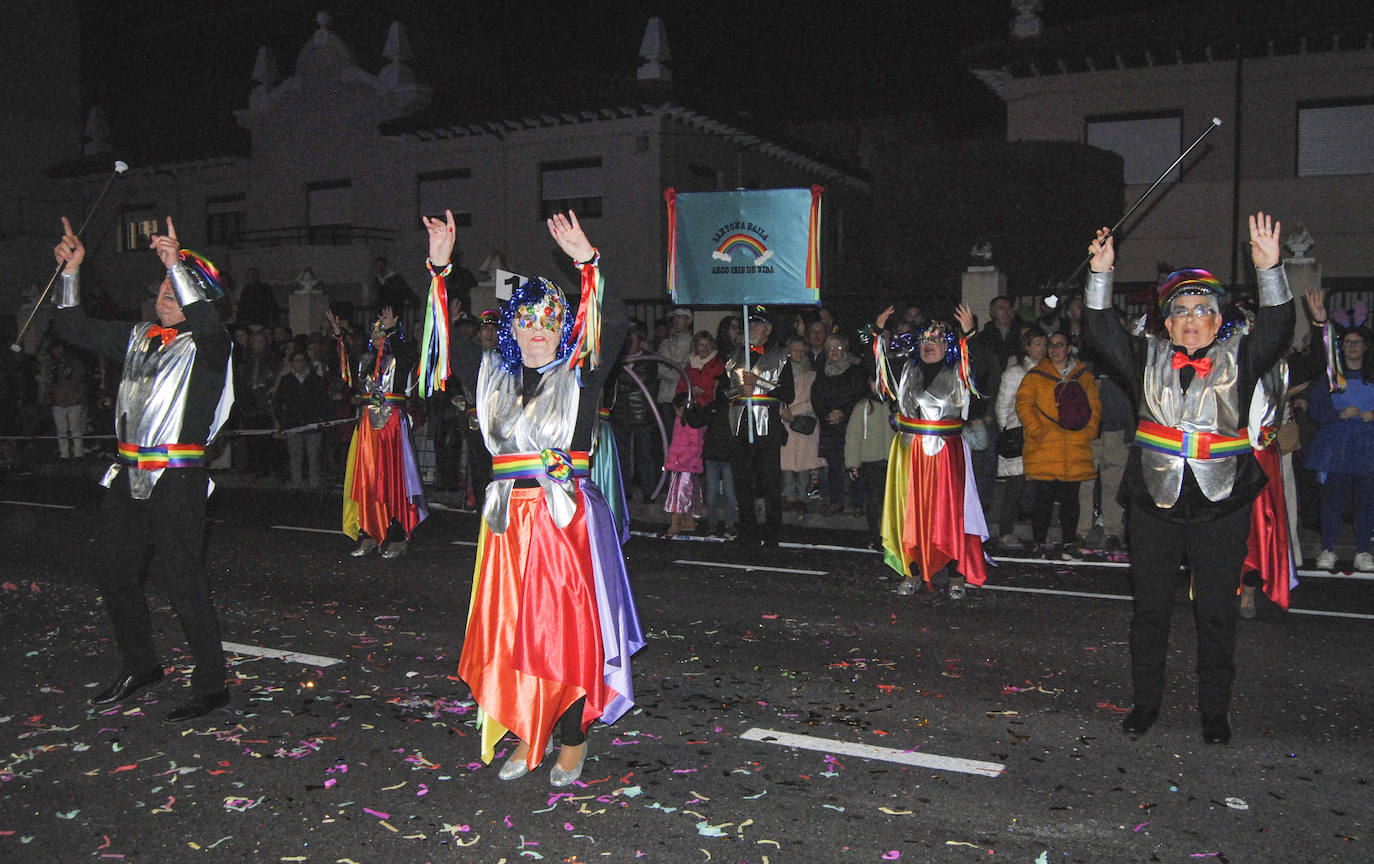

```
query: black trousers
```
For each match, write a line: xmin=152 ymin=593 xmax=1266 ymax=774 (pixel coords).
xmin=730 ymin=434 xmax=783 ymax=542
xmin=98 ymin=469 xmax=225 ymax=696
xmin=859 ymin=460 xmax=888 ymax=545
xmin=1126 ymin=502 xmax=1250 ymax=715
xmin=1030 ymin=479 xmax=1081 ymax=545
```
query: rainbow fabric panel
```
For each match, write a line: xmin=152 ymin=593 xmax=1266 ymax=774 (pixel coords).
xmin=1133 ymin=420 xmax=1251 ymax=459
xmin=117 ymin=442 xmax=206 ymax=469
xmin=894 ymin=415 xmax=963 ymax=436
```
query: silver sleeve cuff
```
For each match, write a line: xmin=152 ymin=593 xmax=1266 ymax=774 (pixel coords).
xmin=55 ymin=271 xmax=80 ymax=308
xmin=1085 ymin=268 xmax=1114 ymax=310
xmin=1256 ymin=264 xmax=1292 ymax=308
xmin=169 ymin=262 xmax=210 ymax=307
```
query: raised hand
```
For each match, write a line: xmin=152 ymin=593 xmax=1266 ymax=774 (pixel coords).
xmin=1303 ymin=286 xmax=1327 ymax=324
xmin=547 ymin=211 xmax=595 ymax=263
xmin=1248 ymin=212 xmax=1281 ymax=270
xmin=1088 ymin=227 xmax=1114 ymax=273
xmin=54 ymin=216 xmax=85 ymax=273
xmin=954 ymin=302 xmax=975 ymax=335
xmin=422 ymin=209 xmax=456 ymax=267
xmin=149 ymin=217 xmax=181 ymax=270
xmin=379 ymin=306 xmax=398 ymax=330
xmin=874 ymin=305 xmax=896 ymax=331
xmin=325 ymin=309 xmax=344 ymax=337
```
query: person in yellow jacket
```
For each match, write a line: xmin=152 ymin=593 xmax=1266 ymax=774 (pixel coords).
xmin=1016 ymin=330 xmax=1101 ymax=559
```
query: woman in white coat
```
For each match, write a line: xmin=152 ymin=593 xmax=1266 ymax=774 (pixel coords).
xmin=994 ymin=329 xmax=1047 ymax=548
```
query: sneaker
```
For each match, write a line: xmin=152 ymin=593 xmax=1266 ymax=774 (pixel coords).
xmin=723 ymin=525 xmax=739 ymax=541
xmin=1355 ymin=552 xmax=1374 ymax=572
xmin=1315 ymin=549 xmax=1336 ymax=570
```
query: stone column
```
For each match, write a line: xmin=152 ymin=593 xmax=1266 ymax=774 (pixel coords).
xmin=962 ymin=265 xmax=1007 ymax=328
xmin=1283 ymin=255 xmax=1319 ymax=351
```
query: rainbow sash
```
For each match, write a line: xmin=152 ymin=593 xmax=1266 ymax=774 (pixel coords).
xmin=894 ymin=415 xmax=963 ymax=436
xmin=730 ymin=394 xmax=780 ymax=407
xmin=492 ymin=449 xmax=591 ymax=483
xmin=1133 ymin=419 xmax=1251 ymax=459
xmin=117 ymin=442 xmax=206 ymax=470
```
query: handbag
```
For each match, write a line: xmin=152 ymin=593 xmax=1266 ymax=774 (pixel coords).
xmin=962 ymin=420 xmax=989 ymax=451
xmin=996 ymin=425 xmax=1024 ymax=458
xmin=788 ymin=414 xmax=818 ymax=435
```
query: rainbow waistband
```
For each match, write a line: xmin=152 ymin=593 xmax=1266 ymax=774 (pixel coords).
xmin=375 ymin=391 xmax=406 ymax=404
xmin=730 ymin=394 xmax=779 ymax=406
xmin=895 ymin=415 xmax=963 ymax=436
xmin=1133 ymin=420 xmax=1251 ymax=459
xmin=117 ymin=442 xmax=206 ymax=470
xmin=598 ymin=406 xmax=611 ymax=419
xmin=492 ymin=449 xmax=591 ymax=483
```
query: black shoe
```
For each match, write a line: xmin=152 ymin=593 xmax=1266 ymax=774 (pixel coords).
xmin=1121 ymin=705 xmax=1160 ymax=736
xmin=1200 ymin=713 xmax=1231 ymax=745
xmin=165 ymin=690 xmax=230 ymax=723
xmin=90 ymin=668 xmax=164 ymax=706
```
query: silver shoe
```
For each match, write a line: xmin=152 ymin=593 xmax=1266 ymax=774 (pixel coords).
xmin=380 ymin=540 xmax=408 ymax=559
xmin=498 ymin=738 xmax=553 ymax=781
xmin=549 ymin=743 xmax=588 ymax=788
xmin=350 ymin=538 xmax=378 ymax=557
xmin=895 ymin=579 xmax=916 ymax=596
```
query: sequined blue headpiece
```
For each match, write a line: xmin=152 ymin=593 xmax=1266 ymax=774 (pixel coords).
xmin=496 ymin=277 xmax=575 ymax=375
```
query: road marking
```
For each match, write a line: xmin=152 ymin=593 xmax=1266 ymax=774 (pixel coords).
xmin=990 ymin=554 xmax=1130 ymax=569
xmin=0 ymin=500 xmax=75 ymax=510
xmin=1294 ymin=569 xmax=1374 ymax=582
xmin=221 ymin=641 xmax=342 ymax=667
xmin=740 ymin=727 xmax=1004 ymax=778
xmin=1287 ymin=608 xmax=1374 ymax=621
xmin=674 ymin=559 xmax=828 ymax=576
xmin=271 ymin=525 xmax=344 ymax=535
xmin=449 ymin=540 xmax=478 ymax=547
xmin=977 ymin=584 xmax=1131 ymax=602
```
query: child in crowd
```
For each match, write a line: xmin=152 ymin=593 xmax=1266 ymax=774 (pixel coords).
xmin=661 ymin=392 xmax=707 ymax=537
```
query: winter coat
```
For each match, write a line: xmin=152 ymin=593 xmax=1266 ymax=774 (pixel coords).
xmin=610 ymin=353 xmax=658 ymax=428
xmin=702 ymin=375 xmax=736 ymax=462
xmin=811 ymin=362 xmax=865 ymax=457
xmin=780 ymin=365 xmax=824 ymax=472
xmin=844 ymin=396 xmax=894 ymax=468
xmin=682 ymin=352 xmax=726 ymax=405
xmin=664 ymin=414 xmax=706 ymax=474
xmin=994 ymin=357 xmax=1033 ymax=477
xmin=1016 ymin=357 xmax=1100 ymax=483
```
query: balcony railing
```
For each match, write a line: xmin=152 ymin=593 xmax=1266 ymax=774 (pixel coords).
xmin=231 ymin=224 xmax=396 ymax=248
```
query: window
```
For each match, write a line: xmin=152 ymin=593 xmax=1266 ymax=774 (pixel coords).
xmin=1086 ymin=112 xmax=1183 ymax=184
xmin=417 ymin=168 xmax=473 ymax=227
xmin=1298 ymin=100 xmax=1374 ymax=177
xmin=307 ymin=179 xmax=352 ymax=245
xmin=540 ymin=157 xmax=602 ymax=219
xmin=121 ymin=205 xmax=158 ymax=252
xmin=205 ymin=193 xmax=245 ymax=245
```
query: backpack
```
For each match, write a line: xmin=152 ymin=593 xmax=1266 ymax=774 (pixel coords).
xmin=1029 ymin=366 xmax=1092 ymax=431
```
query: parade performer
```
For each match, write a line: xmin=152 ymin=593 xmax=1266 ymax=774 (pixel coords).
xmin=329 ymin=306 xmax=428 ymax=559
xmin=424 ymin=209 xmax=644 ymax=787
xmin=1082 ymin=213 xmax=1295 ymax=745
xmin=718 ymin=307 xmax=795 ymax=548
xmin=1240 ymin=357 xmax=1299 ymax=617
xmin=873 ymin=304 xmax=991 ymax=599
xmin=51 ymin=216 xmax=234 ymax=722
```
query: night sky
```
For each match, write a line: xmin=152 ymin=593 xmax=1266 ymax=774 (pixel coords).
xmin=77 ymin=0 xmax=1141 ymax=161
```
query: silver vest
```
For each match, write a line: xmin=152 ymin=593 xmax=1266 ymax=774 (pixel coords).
xmin=359 ymin=349 xmax=409 ymax=430
xmin=476 ymin=352 xmax=583 ymax=534
xmin=1138 ymin=335 xmax=1243 ymax=507
xmin=725 ymin=346 xmax=788 ymax=437
xmin=106 ymin=324 xmax=234 ymax=500
xmin=897 ymin=362 xmax=968 ymax=456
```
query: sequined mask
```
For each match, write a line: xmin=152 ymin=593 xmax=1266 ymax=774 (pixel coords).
xmin=514 ymin=295 xmax=567 ymax=334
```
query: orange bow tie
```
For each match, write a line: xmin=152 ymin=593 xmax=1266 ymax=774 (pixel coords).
xmin=146 ymin=325 xmax=179 ymax=347
xmin=1171 ymin=351 xmax=1211 ymax=377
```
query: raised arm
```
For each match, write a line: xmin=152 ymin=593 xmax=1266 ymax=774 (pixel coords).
xmin=1241 ymin=213 xmax=1295 ymax=374
xmin=1080 ymin=227 xmax=1138 ymax=394
xmin=49 ymin=216 xmax=137 ymax=362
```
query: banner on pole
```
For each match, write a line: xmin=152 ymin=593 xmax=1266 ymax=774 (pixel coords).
xmin=665 ymin=186 xmax=823 ymax=306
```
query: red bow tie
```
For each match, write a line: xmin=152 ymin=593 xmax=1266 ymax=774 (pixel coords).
xmin=1171 ymin=351 xmax=1212 ymax=377
xmin=750 ymin=344 xmax=765 ymax=355
xmin=146 ymin=325 xmax=179 ymax=347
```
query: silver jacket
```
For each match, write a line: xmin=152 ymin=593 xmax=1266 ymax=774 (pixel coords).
xmin=1086 ymin=264 xmax=1293 ymax=508
xmin=358 ymin=348 xmax=409 ymax=430
xmin=476 ymin=352 xmax=582 ymax=534
xmin=69 ymin=266 xmax=235 ymax=500
xmin=897 ymin=362 xmax=968 ymax=456
xmin=725 ymin=346 xmax=788 ymax=437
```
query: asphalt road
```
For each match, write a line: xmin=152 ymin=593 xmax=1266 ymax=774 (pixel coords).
xmin=1 ymin=469 xmax=1370 ymax=863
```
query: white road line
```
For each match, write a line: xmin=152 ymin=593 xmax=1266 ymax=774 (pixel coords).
xmin=990 ymin=554 xmax=1130 ymax=569
xmin=0 ymin=500 xmax=75 ymax=510
xmin=1295 ymin=569 xmax=1374 ymax=582
xmin=271 ymin=525 xmax=345 ymax=535
xmin=674 ymin=559 xmax=828 ymax=576
xmin=449 ymin=540 xmax=478 ymax=547
xmin=221 ymin=641 xmax=343 ymax=667
xmin=977 ymin=584 xmax=1131 ymax=602
xmin=1287 ymin=608 xmax=1374 ymax=621
xmin=741 ymin=727 xmax=1004 ymax=778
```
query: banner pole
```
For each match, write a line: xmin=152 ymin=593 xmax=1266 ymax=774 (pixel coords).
xmin=743 ymin=303 xmax=754 ymax=444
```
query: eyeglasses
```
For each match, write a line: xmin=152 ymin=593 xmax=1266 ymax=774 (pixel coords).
xmin=826 ymin=345 xmax=845 ymax=352
xmin=1049 ymin=340 xmax=1069 ymax=348
xmin=1169 ymin=305 xmax=1218 ymax=319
